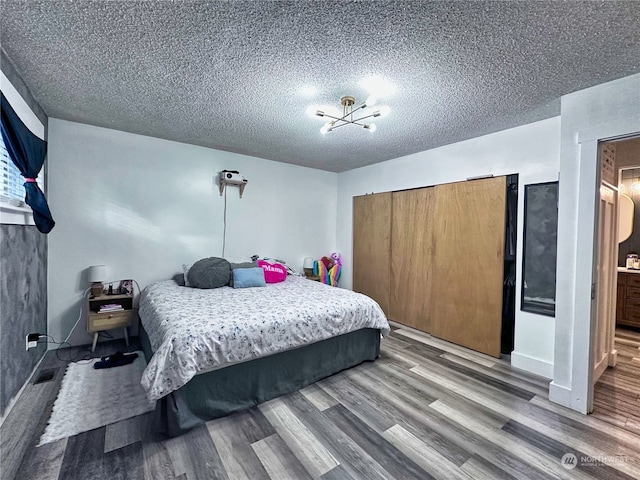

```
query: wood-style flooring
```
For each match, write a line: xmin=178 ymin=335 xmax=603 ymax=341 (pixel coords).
xmin=593 ymin=327 xmax=640 ymax=436
xmin=2 ymin=327 xmax=640 ymax=480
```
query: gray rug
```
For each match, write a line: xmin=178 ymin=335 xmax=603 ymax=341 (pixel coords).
xmin=39 ymin=351 xmax=155 ymax=446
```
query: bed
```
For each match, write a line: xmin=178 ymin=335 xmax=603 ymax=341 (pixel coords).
xmin=138 ymin=275 xmax=390 ymax=436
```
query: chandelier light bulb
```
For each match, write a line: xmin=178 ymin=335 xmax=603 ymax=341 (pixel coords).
xmin=378 ymin=106 xmax=391 ymax=117
xmin=367 ymin=123 xmax=377 ymax=132
xmin=365 ymin=95 xmax=377 ymax=107
xmin=320 ymin=124 xmax=331 ymax=134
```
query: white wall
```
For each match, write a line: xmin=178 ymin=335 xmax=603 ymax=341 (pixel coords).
xmin=47 ymin=119 xmax=337 ymax=346
xmin=551 ymin=74 xmax=640 ymax=412
xmin=336 ymin=117 xmax=561 ymax=378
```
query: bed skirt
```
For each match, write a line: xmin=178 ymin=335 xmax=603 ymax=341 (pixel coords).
xmin=140 ymin=325 xmax=381 ymax=437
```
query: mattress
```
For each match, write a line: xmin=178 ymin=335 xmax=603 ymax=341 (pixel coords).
xmin=139 ymin=276 xmax=389 ymax=401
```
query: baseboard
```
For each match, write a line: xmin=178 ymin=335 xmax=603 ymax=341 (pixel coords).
xmin=548 ymin=381 xmax=572 ymax=409
xmin=510 ymin=351 xmax=554 ymax=379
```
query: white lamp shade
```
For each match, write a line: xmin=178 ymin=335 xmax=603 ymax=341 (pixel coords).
xmin=303 ymin=257 xmax=314 ymax=269
xmin=88 ymin=265 xmax=107 ymax=283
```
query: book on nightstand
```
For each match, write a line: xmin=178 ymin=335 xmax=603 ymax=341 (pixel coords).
xmin=99 ymin=304 xmax=124 ymax=312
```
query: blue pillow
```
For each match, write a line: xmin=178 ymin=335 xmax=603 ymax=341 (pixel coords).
xmin=233 ymin=267 xmax=266 ymax=288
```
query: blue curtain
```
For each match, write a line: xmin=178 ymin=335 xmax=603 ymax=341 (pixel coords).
xmin=1 ymin=93 xmax=55 ymax=233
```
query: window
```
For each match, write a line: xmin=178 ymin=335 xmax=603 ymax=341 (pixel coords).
xmin=1 ymin=69 xmax=50 ymax=230
xmin=0 ymin=134 xmax=44 ymax=225
xmin=0 ymin=136 xmax=26 ymax=202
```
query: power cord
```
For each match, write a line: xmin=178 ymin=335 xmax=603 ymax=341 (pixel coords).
xmin=38 ymin=331 xmax=127 ymax=364
xmin=36 ymin=334 xmax=94 ymax=363
xmin=222 ymin=186 xmax=227 ymax=257
xmin=132 ymin=279 xmax=142 ymax=307
xmin=61 ymin=287 xmax=91 ymax=344
xmin=39 ymin=280 xmax=142 ymax=363
xmin=34 ymin=287 xmax=92 ymax=362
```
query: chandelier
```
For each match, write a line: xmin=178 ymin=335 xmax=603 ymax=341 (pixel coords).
xmin=315 ymin=96 xmax=385 ymax=134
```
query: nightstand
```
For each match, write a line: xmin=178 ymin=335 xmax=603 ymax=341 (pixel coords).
xmin=87 ymin=293 xmax=134 ymax=352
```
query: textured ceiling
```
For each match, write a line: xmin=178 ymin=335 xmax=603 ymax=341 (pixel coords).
xmin=2 ymin=1 xmax=639 ymax=172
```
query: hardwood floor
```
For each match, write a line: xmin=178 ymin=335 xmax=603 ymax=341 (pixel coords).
xmin=593 ymin=327 xmax=640 ymax=436
xmin=2 ymin=328 xmax=640 ymax=479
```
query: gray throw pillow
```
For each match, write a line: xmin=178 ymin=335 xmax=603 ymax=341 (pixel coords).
xmin=229 ymin=261 xmax=258 ymax=287
xmin=187 ymin=257 xmax=231 ymax=289
xmin=172 ymin=273 xmax=186 ymax=286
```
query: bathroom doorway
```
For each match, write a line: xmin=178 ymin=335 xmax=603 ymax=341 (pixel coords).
xmin=591 ymin=136 xmax=640 ymax=432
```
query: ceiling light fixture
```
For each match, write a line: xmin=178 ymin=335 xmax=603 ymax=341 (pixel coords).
xmin=315 ymin=96 xmax=386 ymax=134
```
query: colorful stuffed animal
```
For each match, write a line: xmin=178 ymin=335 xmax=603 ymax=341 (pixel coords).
xmin=313 ymin=259 xmax=327 ymax=283
xmin=313 ymin=252 xmax=342 ymax=286
xmin=328 ymin=252 xmax=342 ymax=286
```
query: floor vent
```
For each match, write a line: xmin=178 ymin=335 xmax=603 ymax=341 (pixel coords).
xmin=33 ymin=368 xmax=57 ymax=385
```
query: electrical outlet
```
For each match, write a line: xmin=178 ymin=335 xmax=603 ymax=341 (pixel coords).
xmin=26 ymin=333 xmax=40 ymax=351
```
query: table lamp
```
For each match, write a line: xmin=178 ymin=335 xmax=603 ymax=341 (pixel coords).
xmin=303 ymin=257 xmax=314 ymax=277
xmin=89 ymin=265 xmax=107 ymax=297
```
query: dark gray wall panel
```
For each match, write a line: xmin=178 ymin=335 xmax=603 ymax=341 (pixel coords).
xmin=0 ymin=224 xmax=47 ymax=416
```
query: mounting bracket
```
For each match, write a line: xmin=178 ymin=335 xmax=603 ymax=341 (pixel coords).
xmin=219 ymin=170 xmax=248 ymax=198
xmin=219 ymin=181 xmax=248 ymax=198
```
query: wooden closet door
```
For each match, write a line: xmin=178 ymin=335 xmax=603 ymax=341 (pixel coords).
xmin=353 ymin=193 xmax=392 ymax=315
xmin=389 ymin=188 xmax=435 ymax=331
xmin=431 ymin=176 xmax=506 ymax=357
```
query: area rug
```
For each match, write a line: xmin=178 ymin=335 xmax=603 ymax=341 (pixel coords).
xmin=38 ymin=351 xmax=155 ymax=446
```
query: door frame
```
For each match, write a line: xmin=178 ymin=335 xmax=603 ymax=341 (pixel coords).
xmin=579 ymin=135 xmax=636 ymax=414
xmin=548 ymin=74 xmax=639 ymax=414
xmin=588 ymin=137 xmax=640 ymax=411
xmin=588 ymin=156 xmax=619 ymax=412
xmin=570 ymin=138 xmax=600 ymax=413
xmin=552 ymin=132 xmax=639 ymax=414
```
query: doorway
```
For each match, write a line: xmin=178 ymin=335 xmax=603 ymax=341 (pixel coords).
xmin=591 ymin=136 xmax=640 ymax=431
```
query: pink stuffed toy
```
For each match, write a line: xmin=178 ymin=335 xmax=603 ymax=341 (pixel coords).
xmin=257 ymin=259 xmax=287 ymax=283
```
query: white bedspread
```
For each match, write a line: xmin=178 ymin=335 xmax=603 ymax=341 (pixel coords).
xmin=139 ymin=276 xmax=389 ymax=401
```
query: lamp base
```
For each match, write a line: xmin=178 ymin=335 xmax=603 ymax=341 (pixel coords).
xmin=91 ymin=282 xmax=104 ymax=297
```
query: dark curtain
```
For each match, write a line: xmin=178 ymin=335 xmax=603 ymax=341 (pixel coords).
xmin=1 ymin=93 xmax=54 ymax=233
xmin=501 ymin=178 xmax=518 ymax=354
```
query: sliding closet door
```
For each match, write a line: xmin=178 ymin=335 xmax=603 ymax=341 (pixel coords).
xmin=431 ymin=177 xmax=506 ymax=357
xmin=389 ymin=188 xmax=435 ymax=330
xmin=353 ymin=193 xmax=391 ymax=315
